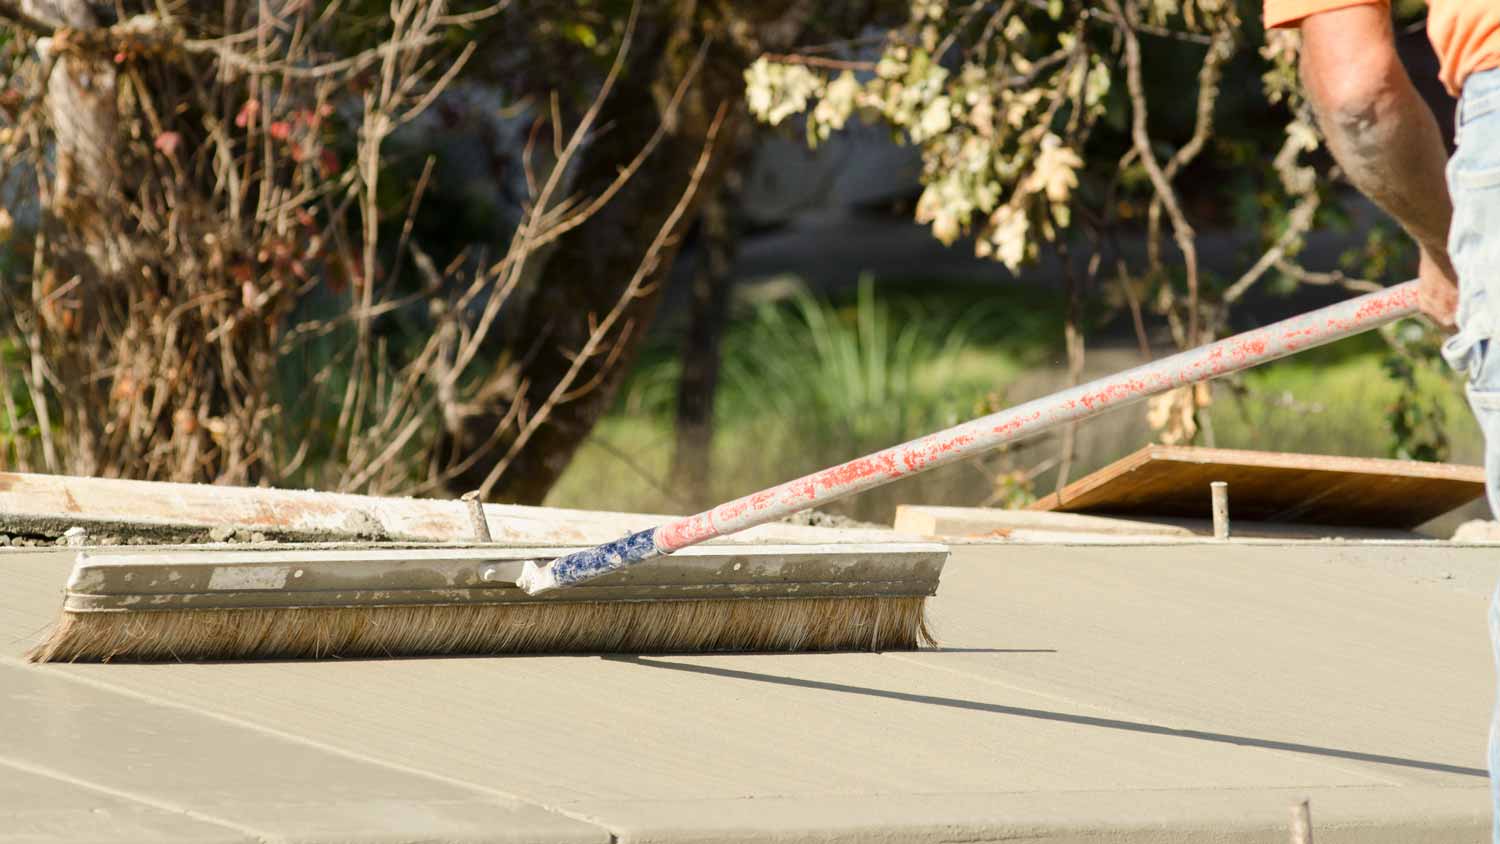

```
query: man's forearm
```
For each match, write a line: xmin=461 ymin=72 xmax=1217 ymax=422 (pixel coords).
xmin=1302 ymin=12 xmax=1452 ymax=254
xmin=1311 ymin=79 xmax=1452 ymax=253
xmin=1299 ymin=5 xmax=1460 ymax=325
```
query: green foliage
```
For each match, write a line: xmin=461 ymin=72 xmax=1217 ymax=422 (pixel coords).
xmin=742 ymin=0 xmax=1326 ymax=293
xmin=721 ymin=276 xmax=995 ymax=458
xmin=985 ymin=466 xmax=1040 ymax=509
xmin=548 ymin=281 xmax=1049 ymax=519
xmin=1211 ymin=335 xmax=1479 ymax=463
xmin=1381 ymin=320 xmax=1456 ymax=462
xmin=742 ymin=0 xmax=1354 ymax=472
xmin=0 ymin=337 xmax=39 ymax=450
xmin=551 ymin=288 xmax=1485 ymax=518
xmin=745 ymin=0 xmax=1113 ymax=270
xmin=1335 ymin=218 xmax=1453 ymax=461
xmin=1341 ymin=224 xmax=1416 ymax=285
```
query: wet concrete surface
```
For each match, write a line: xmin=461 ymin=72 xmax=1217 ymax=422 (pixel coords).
xmin=2 ymin=541 xmax=1495 ymax=842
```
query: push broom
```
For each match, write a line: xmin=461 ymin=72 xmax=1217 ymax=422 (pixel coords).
xmin=29 ymin=281 xmax=1420 ymax=662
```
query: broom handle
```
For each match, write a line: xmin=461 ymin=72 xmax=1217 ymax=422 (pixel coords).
xmin=519 ymin=280 xmax=1420 ymax=594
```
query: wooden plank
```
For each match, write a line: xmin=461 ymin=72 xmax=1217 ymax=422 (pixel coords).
xmin=895 ymin=505 xmax=1196 ymax=538
xmin=1029 ymin=445 xmax=1487 ymax=529
xmin=0 ymin=472 xmax=918 ymax=547
xmin=893 ymin=504 xmax=1424 ymax=542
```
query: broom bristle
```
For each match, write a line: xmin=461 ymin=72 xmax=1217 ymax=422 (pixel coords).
xmin=28 ymin=596 xmax=934 ymax=663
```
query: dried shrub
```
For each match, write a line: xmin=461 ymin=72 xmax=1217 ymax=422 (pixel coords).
xmin=0 ymin=0 xmax=713 ymax=496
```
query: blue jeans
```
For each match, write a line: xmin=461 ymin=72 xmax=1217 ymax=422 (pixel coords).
xmin=1441 ymin=66 xmax=1500 ymax=844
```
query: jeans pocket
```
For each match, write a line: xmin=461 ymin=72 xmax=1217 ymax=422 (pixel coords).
xmin=1445 ymin=333 xmax=1488 ymax=382
xmin=1474 ymin=386 xmax=1500 ymax=416
xmin=1469 ymin=382 xmax=1500 ymax=520
xmin=1468 ymin=348 xmax=1500 ymax=519
xmin=1476 ymin=339 xmax=1500 ymax=395
xmin=1453 ymin=94 xmax=1500 ymax=189
xmin=1453 ymin=165 xmax=1500 ymax=191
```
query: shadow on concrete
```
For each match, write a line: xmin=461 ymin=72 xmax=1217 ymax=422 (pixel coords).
xmin=127 ymin=645 xmax=1058 ymax=667
xmin=923 ymin=647 xmax=1057 ymax=654
xmin=614 ymin=656 xmax=1486 ymax=779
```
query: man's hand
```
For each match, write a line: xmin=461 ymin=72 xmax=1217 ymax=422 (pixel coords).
xmin=1418 ymin=246 xmax=1459 ymax=329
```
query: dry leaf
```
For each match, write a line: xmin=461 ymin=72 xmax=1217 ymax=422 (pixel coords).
xmin=1146 ymin=386 xmax=1197 ymax=445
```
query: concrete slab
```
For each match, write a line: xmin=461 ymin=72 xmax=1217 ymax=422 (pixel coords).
xmin=0 ymin=662 xmax=609 ymax=843
xmin=0 ymin=761 xmax=249 ymax=843
xmin=2 ymin=541 xmax=1496 ymax=842
xmin=574 ymin=788 xmax=1489 ymax=843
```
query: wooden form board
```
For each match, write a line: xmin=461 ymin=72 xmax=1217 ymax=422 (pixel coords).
xmin=896 ymin=505 xmax=1194 ymax=539
xmin=892 ymin=504 xmax=1425 ymax=542
xmin=1028 ymin=445 xmax=1487 ymax=529
xmin=0 ymin=471 xmax=918 ymax=546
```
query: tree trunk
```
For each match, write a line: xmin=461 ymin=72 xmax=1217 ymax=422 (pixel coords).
xmin=440 ymin=0 xmax=825 ymax=504
xmin=670 ymin=170 xmax=740 ymax=506
xmin=444 ymin=7 xmax=762 ymax=503
xmin=26 ymin=0 xmax=124 ymax=477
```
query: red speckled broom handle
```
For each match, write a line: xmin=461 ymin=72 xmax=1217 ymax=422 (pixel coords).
xmin=520 ymin=281 xmax=1419 ymax=593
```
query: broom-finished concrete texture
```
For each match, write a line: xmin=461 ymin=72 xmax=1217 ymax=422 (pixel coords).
xmin=2 ymin=541 xmax=1496 ymax=843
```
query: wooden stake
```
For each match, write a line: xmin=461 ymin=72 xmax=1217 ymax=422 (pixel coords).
xmin=461 ymin=491 xmax=492 ymax=542
xmin=1210 ymin=481 xmax=1229 ymax=540
xmin=1290 ymin=798 xmax=1312 ymax=844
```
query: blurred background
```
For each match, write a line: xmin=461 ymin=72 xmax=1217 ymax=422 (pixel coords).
xmin=0 ymin=0 xmax=1482 ymax=526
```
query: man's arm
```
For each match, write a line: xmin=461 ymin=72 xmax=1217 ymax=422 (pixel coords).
xmin=1299 ymin=4 xmax=1458 ymax=325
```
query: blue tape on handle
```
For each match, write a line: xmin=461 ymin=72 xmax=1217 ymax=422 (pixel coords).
xmin=549 ymin=528 xmax=661 ymax=588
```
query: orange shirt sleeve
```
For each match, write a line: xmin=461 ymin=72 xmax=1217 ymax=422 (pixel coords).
xmin=1263 ymin=0 xmax=1387 ymax=28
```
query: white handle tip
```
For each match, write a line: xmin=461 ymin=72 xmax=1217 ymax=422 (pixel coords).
xmin=516 ymin=560 xmax=558 ymax=595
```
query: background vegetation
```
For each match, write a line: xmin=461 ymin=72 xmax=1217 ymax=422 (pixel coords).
xmin=550 ymin=280 xmax=1482 ymax=521
xmin=0 ymin=0 xmax=1482 ymax=526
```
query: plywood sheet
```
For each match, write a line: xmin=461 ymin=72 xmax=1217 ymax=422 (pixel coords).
xmin=1030 ymin=445 xmax=1488 ymax=528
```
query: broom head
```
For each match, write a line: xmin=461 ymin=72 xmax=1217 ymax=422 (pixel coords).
xmin=29 ymin=543 xmax=945 ymax=662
